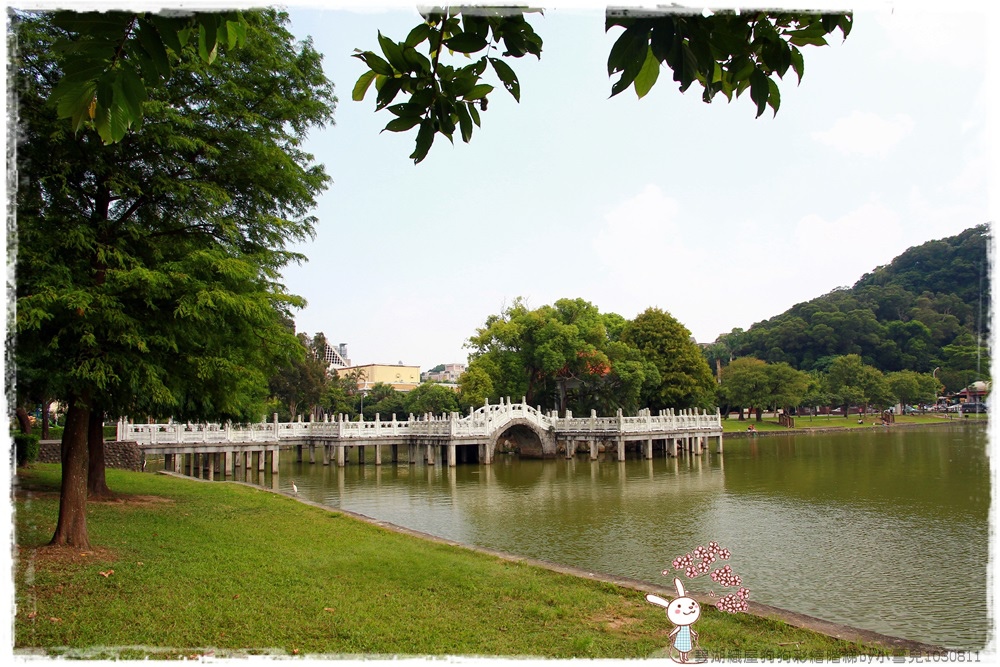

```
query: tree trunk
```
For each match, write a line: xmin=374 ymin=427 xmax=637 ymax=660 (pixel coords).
xmin=16 ymin=406 xmax=32 ymax=434
xmin=50 ymin=398 xmax=91 ymax=548
xmin=755 ymin=407 xmax=763 ymax=422
xmin=42 ymin=401 xmax=51 ymax=440
xmin=87 ymin=408 xmax=114 ymax=499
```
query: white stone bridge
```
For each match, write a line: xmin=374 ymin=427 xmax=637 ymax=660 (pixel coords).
xmin=119 ymin=397 xmax=724 ymax=479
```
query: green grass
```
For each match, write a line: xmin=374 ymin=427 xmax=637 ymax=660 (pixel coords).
xmin=14 ymin=464 xmax=898 ymax=659
xmin=722 ymin=412 xmax=986 ymax=433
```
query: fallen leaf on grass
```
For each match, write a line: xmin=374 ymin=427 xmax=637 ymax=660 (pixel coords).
xmin=99 ymin=570 xmax=114 ymax=578
xmin=292 ymin=649 xmax=299 ymax=655
xmin=232 ymin=594 xmax=240 ymax=599
xmin=136 ymin=562 xmax=144 ymax=566
xmin=324 ymin=607 xmax=335 ymax=613
xmin=49 ymin=617 xmax=61 ymax=623
xmin=27 ymin=611 xmax=37 ymax=620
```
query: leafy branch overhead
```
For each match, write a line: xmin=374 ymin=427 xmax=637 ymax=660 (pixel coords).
xmin=354 ymin=7 xmax=851 ymax=162
xmin=605 ymin=9 xmax=852 ymax=113
xmin=46 ymin=10 xmax=247 ymax=144
xmin=352 ymin=7 xmax=542 ymax=163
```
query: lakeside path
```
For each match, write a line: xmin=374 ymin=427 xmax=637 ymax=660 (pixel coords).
xmin=722 ymin=413 xmax=987 ymax=439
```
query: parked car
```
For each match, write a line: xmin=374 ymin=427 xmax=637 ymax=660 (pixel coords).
xmin=964 ymin=403 xmax=988 ymax=413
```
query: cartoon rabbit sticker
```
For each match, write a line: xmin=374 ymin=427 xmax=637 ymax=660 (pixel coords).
xmin=647 ymin=578 xmax=701 ymax=663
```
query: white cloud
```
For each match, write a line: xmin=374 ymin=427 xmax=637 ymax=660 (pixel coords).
xmin=810 ymin=111 xmax=915 ymax=158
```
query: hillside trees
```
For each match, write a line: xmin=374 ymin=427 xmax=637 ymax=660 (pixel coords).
xmin=12 ymin=9 xmax=336 ymax=547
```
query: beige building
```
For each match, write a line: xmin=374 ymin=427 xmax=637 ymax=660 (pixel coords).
xmin=338 ymin=364 xmax=422 ymax=392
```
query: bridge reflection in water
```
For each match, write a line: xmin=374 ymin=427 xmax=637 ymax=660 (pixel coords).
xmin=121 ymin=397 xmax=724 ymax=482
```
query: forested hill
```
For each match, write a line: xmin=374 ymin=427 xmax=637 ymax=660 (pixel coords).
xmin=720 ymin=224 xmax=990 ymax=392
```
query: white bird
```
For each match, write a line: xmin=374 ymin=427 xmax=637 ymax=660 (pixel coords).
xmin=291 ymin=480 xmax=298 ymax=494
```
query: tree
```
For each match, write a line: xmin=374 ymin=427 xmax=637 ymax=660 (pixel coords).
xmin=404 ymin=383 xmax=460 ymax=416
xmin=12 ymin=9 xmax=336 ymax=547
xmin=620 ymin=308 xmax=716 ymax=411
xmin=268 ymin=329 xmax=330 ymax=422
xmin=457 ymin=362 xmax=494 ymax=411
xmin=886 ymin=370 xmax=940 ymax=408
xmin=720 ymin=357 xmax=770 ymax=421
xmin=43 ymin=8 xmax=851 ymax=164
xmin=765 ymin=362 xmax=810 ymax=416
xmin=353 ymin=7 xmax=852 ymax=162
xmin=826 ymin=355 xmax=892 ymax=416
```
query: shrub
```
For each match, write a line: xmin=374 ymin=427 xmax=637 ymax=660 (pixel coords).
xmin=14 ymin=432 xmax=40 ymax=467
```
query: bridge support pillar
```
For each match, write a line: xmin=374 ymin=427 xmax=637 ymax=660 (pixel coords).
xmin=336 ymin=444 xmax=345 ymax=467
xmin=296 ymin=444 xmax=302 ymax=463
xmin=358 ymin=445 xmax=365 ymax=465
xmin=310 ymin=444 xmax=316 ymax=464
xmin=617 ymin=437 xmax=625 ymax=462
xmin=208 ymin=453 xmax=216 ymax=481
xmin=448 ymin=443 xmax=456 ymax=467
xmin=590 ymin=440 xmax=598 ymax=461
xmin=565 ymin=440 xmax=576 ymax=459
xmin=668 ymin=439 xmax=677 ymax=457
xmin=392 ymin=444 xmax=399 ymax=463
xmin=272 ymin=448 xmax=279 ymax=473
xmin=717 ymin=434 xmax=724 ymax=454
xmin=164 ymin=453 xmax=173 ymax=471
xmin=408 ymin=443 xmax=417 ymax=464
xmin=426 ymin=444 xmax=435 ymax=465
xmin=258 ymin=449 xmax=266 ymax=472
xmin=644 ymin=438 xmax=653 ymax=460
xmin=225 ymin=451 xmax=233 ymax=477
xmin=375 ymin=444 xmax=382 ymax=466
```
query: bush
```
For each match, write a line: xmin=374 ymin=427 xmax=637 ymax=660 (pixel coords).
xmin=14 ymin=433 xmax=40 ymax=467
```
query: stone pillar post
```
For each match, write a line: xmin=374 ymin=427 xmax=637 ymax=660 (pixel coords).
xmin=336 ymin=444 xmax=346 ymax=467
xmin=590 ymin=440 xmax=598 ymax=461
xmin=358 ymin=445 xmax=365 ymax=465
xmin=717 ymin=434 xmax=724 ymax=454
xmin=566 ymin=439 xmax=576 ymax=459
xmin=208 ymin=453 xmax=215 ymax=481
xmin=271 ymin=447 xmax=279 ymax=473
xmin=617 ymin=436 xmax=625 ymax=462
xmin=375 ymin=443 xmax=382 ymax=466
xmin=448 ymin=443 xmax=456 ymax=467
xmin=426 ymin=443 xmax=435 ymax=465
xmin=225 ymin=450 xmax=233 ymax=477
xmin=258 ymin=448 xmax=265 ymax=472
xmin=644 ymin=438 xmax=653 ymax=459
xmin=408 ymin=443 xmax=417 ymax=464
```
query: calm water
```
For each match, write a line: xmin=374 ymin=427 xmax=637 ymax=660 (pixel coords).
xmin=206 ymin=423 xmax=992 ymax=650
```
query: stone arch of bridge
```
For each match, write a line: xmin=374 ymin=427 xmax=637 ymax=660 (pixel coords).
xmin=487 ymin=417 xmax=556 ymax=459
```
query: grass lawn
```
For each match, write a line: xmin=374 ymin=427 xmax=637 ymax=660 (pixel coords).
xmin=12 ymin=464 xmax=901 ymax=660
xmin=721 ymin=412 xmax=985 ymax=433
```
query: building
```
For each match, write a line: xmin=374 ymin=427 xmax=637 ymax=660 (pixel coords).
xmin=421 ymin=363 xmax=467 ymax=383
xmin=319 ymin=342 xmax=351 ymax=370
xmin=337 ymin=363 xmax=422 ymax=392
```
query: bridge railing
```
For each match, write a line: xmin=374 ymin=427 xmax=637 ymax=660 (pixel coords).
xmin=117 ymin=402 xmax=721 ymax=446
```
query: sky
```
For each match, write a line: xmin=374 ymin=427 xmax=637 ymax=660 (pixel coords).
xmin=264 ymin=0 xmax=996 ymax=373
xmin=2 ymin=0 xmax=995 ymax=375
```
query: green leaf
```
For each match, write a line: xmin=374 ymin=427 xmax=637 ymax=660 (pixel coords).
xmin=463 ymin=84 xmax=493 ymax=101
xmin=633 ymin=47 xmax=660 ymax=99
xmin=197 ymin=21 xmax=219 ymax=64
xmin=119 ymin=68 xmax=147 ymax=122
xmin=766 ymin=77 xmax=781 ymax=116
xmin=148 ymin=15 xmax=188 ymax=54
xmin=353 ymin=51 xmax=394 ymax=77
xmin=405 ymin=23 xmax=433 ymax=47
xmin=789 ymin=47 xmax=804 ymax=84
xmin=383 ymin=116 xmax=422 ymax=133
xmin=444 ymin=32 xmax=489 ymax=54
xmin=749 ymin=68 xmax=769 ymax=118
xmin=375 ymin=77 xmax=402 ymax=110
xmin=378 ymin=32 xmax=409 ymax=72
xmin=467 ymin=100 xmax=481 ymax=127
xmin=352 ymin=70 xmax=377 ymax=102
xmin=137 ymin=18 xmax=172 ymax=78
xmin=402 ymin=46 xmax=432 ymax=75
xmin=488 ymin=57 xmax=520 ymax=102
xmin=410 ymin=118 xmax=435 ymax=164
xmin=455 ymin=101 xmax=473 ymax=142
xmin=387 ymin=103 xmax=425 ymax=118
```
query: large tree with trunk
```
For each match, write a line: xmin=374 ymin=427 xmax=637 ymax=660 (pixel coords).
xmin=12 ymin=9 xmax=335 ymax=547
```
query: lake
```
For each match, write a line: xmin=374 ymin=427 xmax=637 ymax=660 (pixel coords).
xmin=209 ymin=422 xmax=992 ymax=650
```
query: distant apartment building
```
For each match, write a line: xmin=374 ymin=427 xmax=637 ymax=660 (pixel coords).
xmin=338 ymin=363 xmax=421 ymax=392
xmin=421 ymin=363 xmax=467 ymax=383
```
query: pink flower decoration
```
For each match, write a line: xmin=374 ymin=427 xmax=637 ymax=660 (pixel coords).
xmin=708 ymin=541 xmax=720 ymax=553
xmin=719 ymin=549 xmax=731 ymax=560
xmin=685 ymin=566 xmax=699 ymax=578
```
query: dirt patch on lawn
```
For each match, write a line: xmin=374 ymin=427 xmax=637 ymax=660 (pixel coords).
xmin=17 ymin=544 xmax=119 ymax=569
